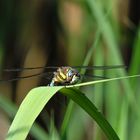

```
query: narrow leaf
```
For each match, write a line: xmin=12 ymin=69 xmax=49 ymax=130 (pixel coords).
xmin=6 ymin=86 xmax=63 ymax=140
xmin=61 ymin=88 xmax=119 ymax=140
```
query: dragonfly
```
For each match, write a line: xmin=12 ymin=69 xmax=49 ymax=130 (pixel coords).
xmin=0 ymin=65 xmax=126 ymax=86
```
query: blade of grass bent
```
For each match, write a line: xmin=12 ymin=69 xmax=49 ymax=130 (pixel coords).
xmin=6 ymin=75 xmax=140 ymax=140
xmin=61 ymin=75 xmax=140 ymax=139
xmin=60 ymin=88 xmax=119 ymax=140
xmin=6 ymin=86 xmax=63 ymax=140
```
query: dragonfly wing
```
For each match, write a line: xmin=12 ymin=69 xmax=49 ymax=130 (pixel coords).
xmin=73 ymin=65 xmax=126 ymax=70
xmin=3 ymin=66 xmax=59 ymax=72
xmin=0 ymin=71 xmax=54 ymax=83
xmin=2 ymin=65 xmax=126 ymax=72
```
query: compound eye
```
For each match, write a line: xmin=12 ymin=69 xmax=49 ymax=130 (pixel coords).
xmin=68 ymin=70 xmax=73 ymax=77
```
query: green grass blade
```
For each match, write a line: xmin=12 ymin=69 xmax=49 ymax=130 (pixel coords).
xmin=80 ymin=30 xmax=101 ymax=74
xmin=92 ymin=44 xmax=104 ymax=139
xmin=129 ymin=28 xmax=140 ymax=88
xmin=0 ymin=95 xmax=17 ymax=117
xmin=66 ymin=75 xmax=140 ymax=88
xmin=60 ymin=88 xmax=119 ymax=140
xmin=6 ymin=86 xmax=63 ymax=140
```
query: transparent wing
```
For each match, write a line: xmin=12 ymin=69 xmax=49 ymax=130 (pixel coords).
xmin=0 ymin=71 xmax=53 ymax=83
xmin=2 ymin=66 xmax=58 ymax=72
xmin=2 ymin=65 xmax=126 ymax=72
xmin=73 ymin=65 xmax=126 ymax=70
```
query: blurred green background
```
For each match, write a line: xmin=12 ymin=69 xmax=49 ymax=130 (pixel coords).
xmin=0 ymin=0 xmax=140 ymax=140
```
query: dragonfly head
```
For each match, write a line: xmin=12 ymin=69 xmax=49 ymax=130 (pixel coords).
xmin=66 ymin=68 xmax=81 ymax=84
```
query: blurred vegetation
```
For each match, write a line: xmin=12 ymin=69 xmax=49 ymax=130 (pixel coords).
xmin=0 ymin=0 xmax=140 ymax=140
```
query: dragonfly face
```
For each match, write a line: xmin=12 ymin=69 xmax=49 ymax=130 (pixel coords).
xmin=49 ymin=67 xmax=81 ymax=86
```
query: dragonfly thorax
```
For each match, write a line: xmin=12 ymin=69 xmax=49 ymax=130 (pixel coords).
xmin=49 ymin=67 xmax=81 ymax=86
